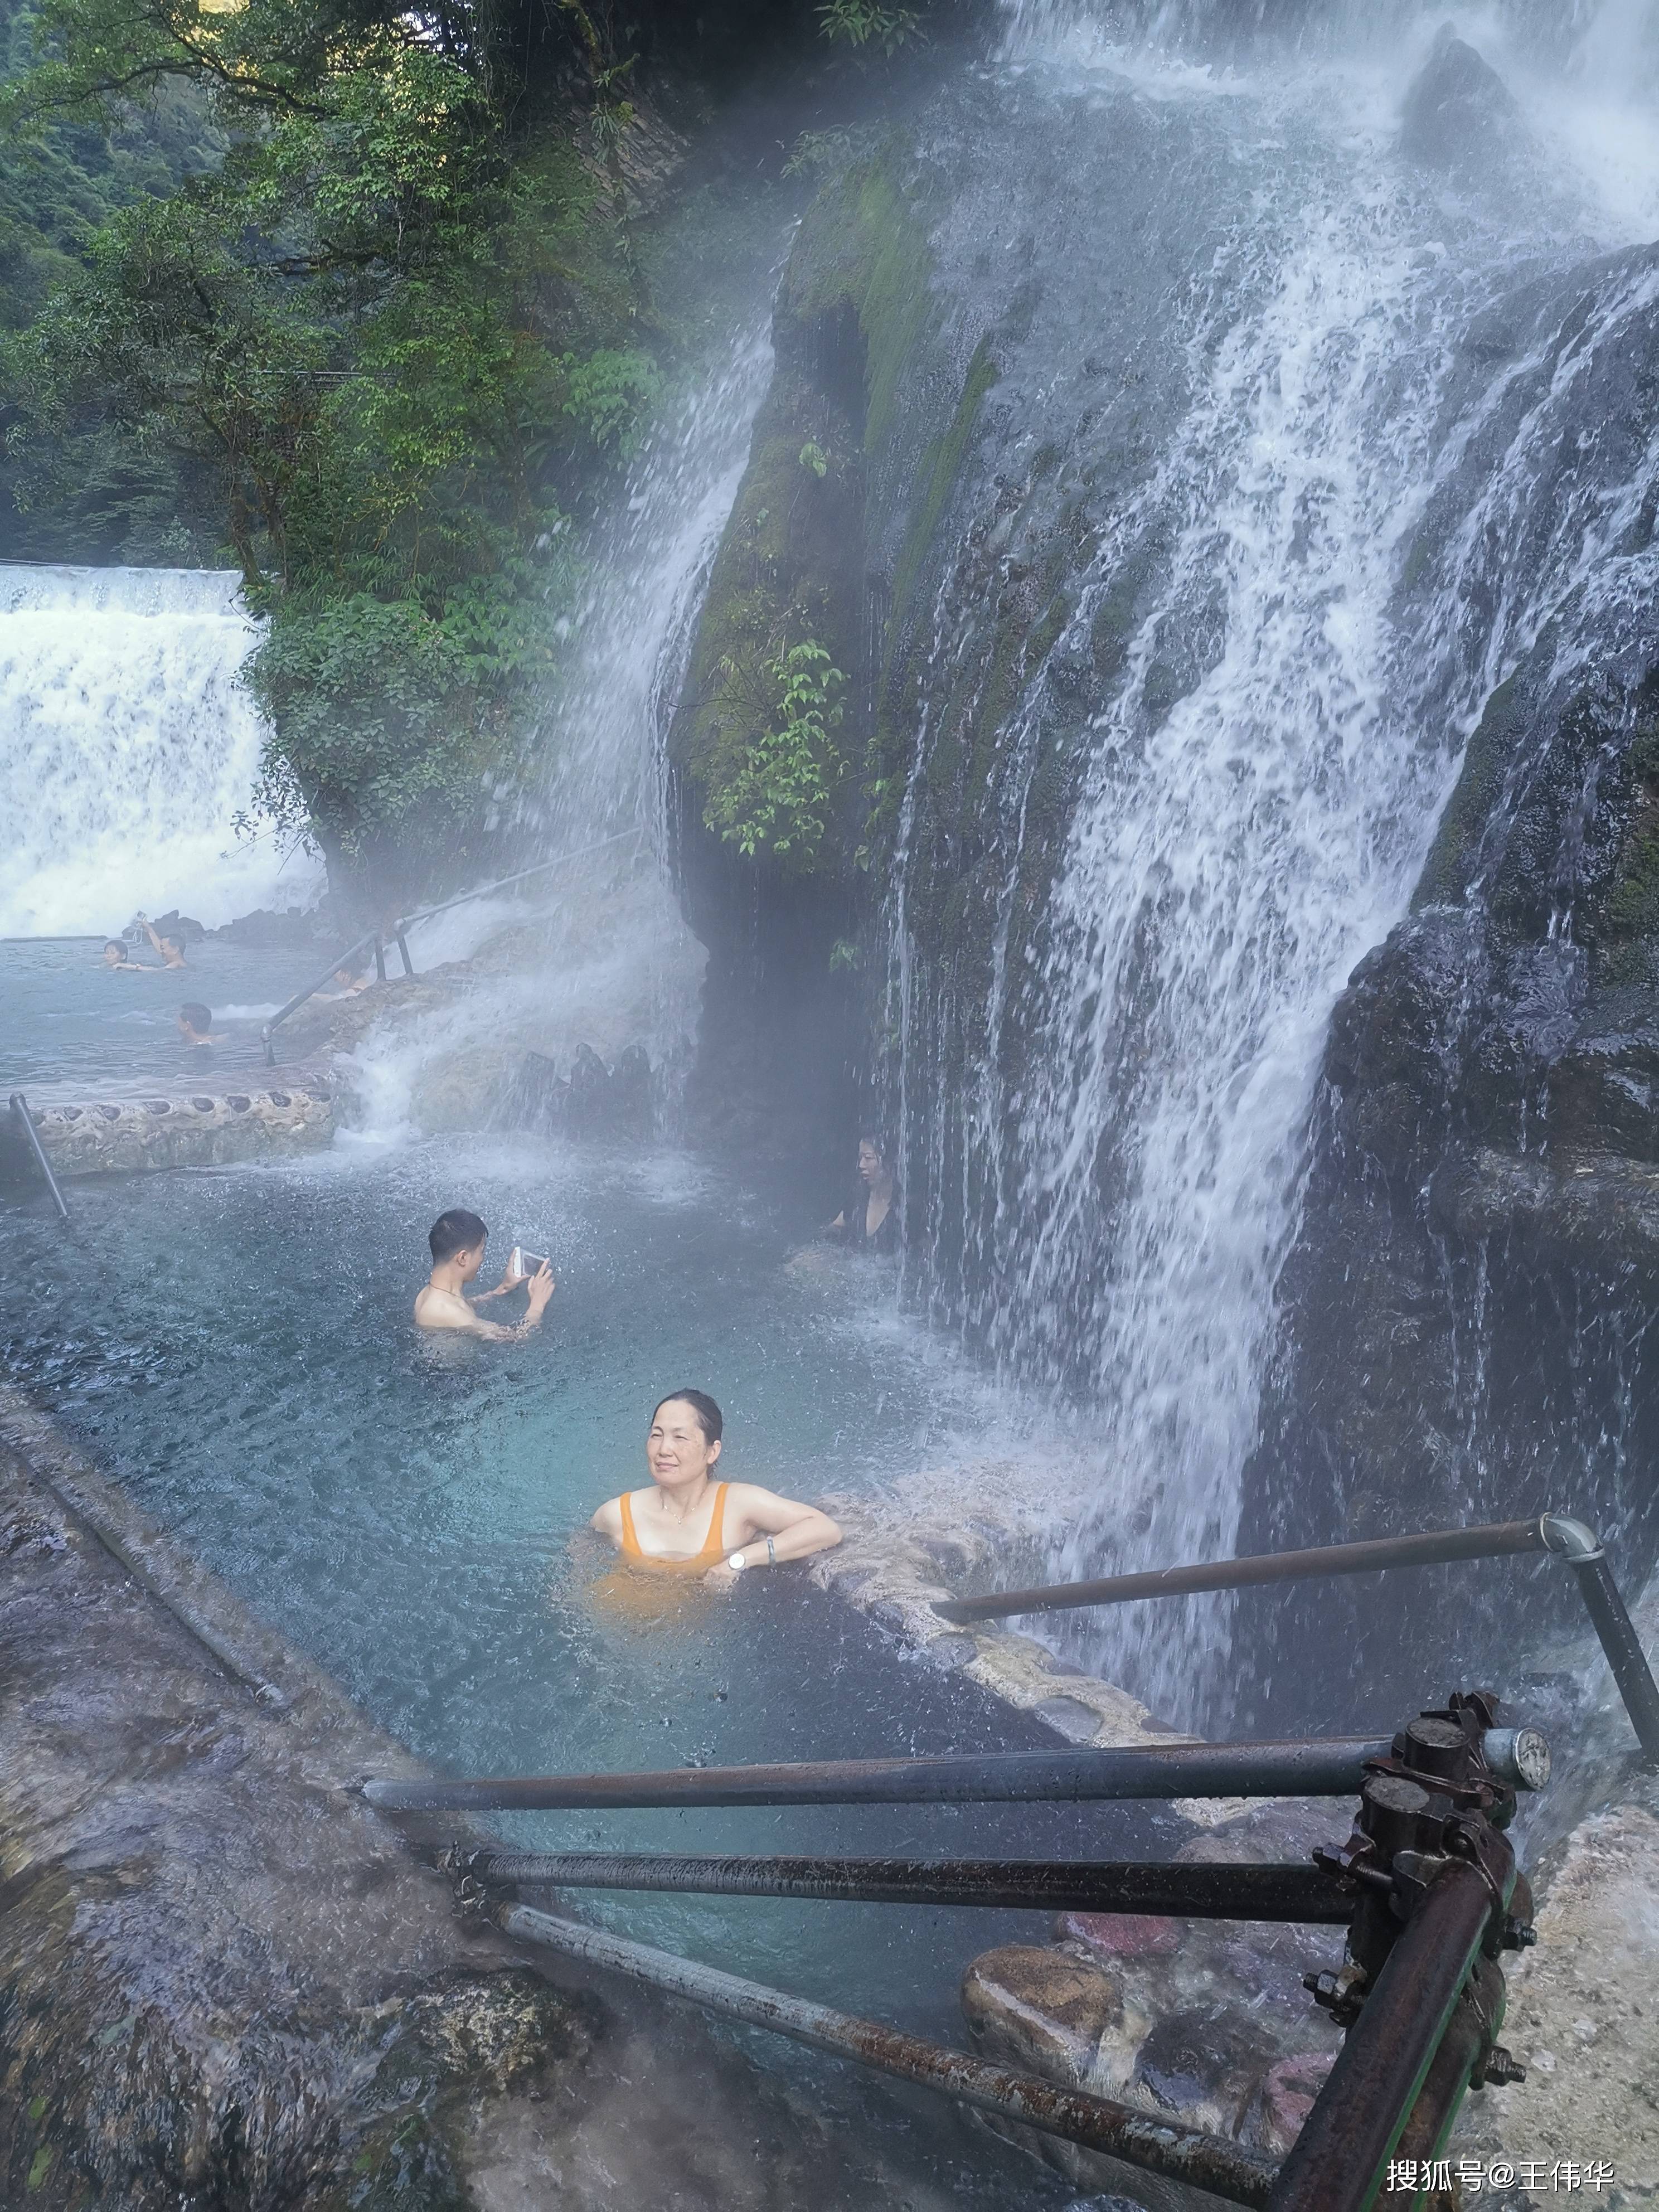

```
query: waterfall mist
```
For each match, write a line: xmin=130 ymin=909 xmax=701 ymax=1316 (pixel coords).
xmin=870 ymin=0 xmax=1659 ymax=1724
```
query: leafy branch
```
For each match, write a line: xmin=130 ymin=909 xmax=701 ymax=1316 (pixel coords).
xmin=706 ymin=639 xmax=848 ymax=864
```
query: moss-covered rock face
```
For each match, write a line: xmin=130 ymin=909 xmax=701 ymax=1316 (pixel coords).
xmin=666 ymin=89 xmax=1189 ymax=1152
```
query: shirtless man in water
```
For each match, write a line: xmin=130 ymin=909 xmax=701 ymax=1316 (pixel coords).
xmin=413 ymin=1207 xmax=554 ymax=1341
xmin=591 ymin=1389 xmax=841 ymax=1589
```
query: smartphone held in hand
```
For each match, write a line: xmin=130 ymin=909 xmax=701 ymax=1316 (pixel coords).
xmin=508 ymin=1246 xmax=551 ymax=1279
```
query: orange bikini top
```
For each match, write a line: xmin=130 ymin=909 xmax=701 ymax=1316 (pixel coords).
xmin=618 ymin=1482 xmax=728 ymax=1574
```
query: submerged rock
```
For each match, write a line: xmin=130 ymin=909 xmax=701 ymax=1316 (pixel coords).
xmin=961 ymin=1944 xmax=1127 ymax=2087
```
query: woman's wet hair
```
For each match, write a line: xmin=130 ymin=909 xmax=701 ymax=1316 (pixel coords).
xmin=651 ymin=1389 xmax=723 ymax=1444
xmin=104 ymin=939 xmax=127 ymax=958
xmin=858 ymin=1133 xmax=884 ymax=1157
xmin=429 ymin=1207 xmax=488 ymax=1263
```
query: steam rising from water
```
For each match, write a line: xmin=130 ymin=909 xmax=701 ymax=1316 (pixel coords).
xmin=342 ymin=322 xmax=777 ymax=1143
xmin=0 ymin=565 xmax=316 ymax=937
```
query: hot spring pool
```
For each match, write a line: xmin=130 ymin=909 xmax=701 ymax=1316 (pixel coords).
xmin=0 ymin=1131 xmax=1181 ymax=2078
xmin=5 ymin=934 xmax=317 ymax=1093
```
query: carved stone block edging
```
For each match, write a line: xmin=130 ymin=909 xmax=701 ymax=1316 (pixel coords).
xmin=808 ymin=1498 xmax=1250 ymax=1826
xmin=9 ymin=1081 xmax=333 ymax=1176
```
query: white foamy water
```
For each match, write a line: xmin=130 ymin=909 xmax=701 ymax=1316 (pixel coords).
xmin=345 ymin=319 xmax=777 ymax=1143
xmin=0 ymin=564 xmax=318 ymax=937
xmin=877 ymin=0 xmax=1659 ymax=1719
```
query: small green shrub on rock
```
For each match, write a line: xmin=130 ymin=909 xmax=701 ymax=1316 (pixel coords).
xmin=705 ymin=638 xmax=847 ymax=863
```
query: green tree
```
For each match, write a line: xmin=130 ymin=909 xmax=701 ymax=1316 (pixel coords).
xmin=1 ymin=0 xmax=658 ymax=901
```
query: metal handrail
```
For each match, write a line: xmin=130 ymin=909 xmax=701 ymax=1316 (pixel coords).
xmin=361 ymin=1733 xmax=1403 ymax=1814
xmin=494 ymin=1904 xmax=1279 ymax=2208
xmin=446 ymin=1847 xmax=1357 ymax=1920
xmin=932 ymin=1510 xmax=1659 ymax=1760
xmin=417 ymin=1696 xmax=1540 ymax=2212
xmin=260 ymin=827 xmax=642 ymax=1064
xmin=9 ymin=1094 xmax=70 ymax=1219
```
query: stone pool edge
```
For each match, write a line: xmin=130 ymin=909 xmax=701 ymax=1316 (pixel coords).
xmin=4 ymin=1078 xmax=333 ymax=1178
xmin=0 ymin=1389 xmax=1022 ymax=2212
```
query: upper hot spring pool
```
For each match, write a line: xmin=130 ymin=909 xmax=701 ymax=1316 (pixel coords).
xmin=4 ymin=934 xmax=316 ymax=1092
xmin=0 ymin=1129 xmax=1179 ymax=2141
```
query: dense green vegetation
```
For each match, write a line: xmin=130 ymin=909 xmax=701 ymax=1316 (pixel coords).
xmin=0 ymin=0 xmax=947 ymax=905
xmin=0 ymin=0 xmax=659 ymax=900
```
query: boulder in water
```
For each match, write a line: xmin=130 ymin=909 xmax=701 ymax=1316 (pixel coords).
xmin=211 ymin=905 xmax=326 ymax=948
xmin=1399 ymin=28 xmax=1524 ymax=177
xmin=139 ymin=906 xmax=207 ymax=945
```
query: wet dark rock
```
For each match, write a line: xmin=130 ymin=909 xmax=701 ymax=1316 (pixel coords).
xmin=1132 ymin=2005 xmax=1265 ymax=2133
xmin=211 ymin=906 xmax=327 ymax=949
xmin=0 ymin=1408 xmax=594 ymax=2212
xmin=142 ymin=908 xmax=207 ymax=945
xmin=0 ymin=1398 xmax=988 ymax=2212
xmin=498 ymin=1041 xmax=654 ymax=1139
xmin=1056 ymin=1913 xmax=1179 ymax=1961
xmin=1399 ymin=31 xmax=1524 ymax=178
xmin=1242 ymin=2050 xmax=1335 ymax=2156
xmin=961 ymin=1944 xmax=1124 ymax=2083
xmin=1237 ymin=615 xmax=1659 ymax=1724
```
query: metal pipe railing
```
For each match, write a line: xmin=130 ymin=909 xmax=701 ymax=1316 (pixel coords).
xmin=260 ymin=827 xmax=642 ymax=1063
xmin=1267 ymin=1862 xmax=1496 ymax=2212
xmin=452 ymin=1849 xmax=1354 ymax=1921
xmin=932 ymin=1517 xmax=1550 ymax=1624
xmin=426 ymin=1695 xmax=1538 ymax=2209
xmin=933 ymin=1511 xmax=1659 ymax=1762
xmin=496 ymin=1901 xmax=1278 ymax=2209
xmin=9 ymin=1094 xmax=70 ymax=1219
xmin=1540 ymin=1514 xmax=1659 ymax=1755
xmin=361 ymin=1733 xmax=1400 ymax=1815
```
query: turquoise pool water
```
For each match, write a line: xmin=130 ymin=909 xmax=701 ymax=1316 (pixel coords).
xmin=0 ymin=1131 xmax=1181 ymax=2064
xmin=4 ymin=935 xmax=314 ymax=1092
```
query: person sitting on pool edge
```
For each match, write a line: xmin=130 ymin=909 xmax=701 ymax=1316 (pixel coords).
xmin=177 ymin=1002 xmax=219 ymax=1049
xmin=591 ymin=1390 xmax=842 ymax=1588
xmin=414 ymin=1208 xmax=554 ymax=1341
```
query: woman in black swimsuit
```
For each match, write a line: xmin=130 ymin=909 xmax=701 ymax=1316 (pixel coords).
xmin=827 ymin=1134 xmax=899 ymax=1253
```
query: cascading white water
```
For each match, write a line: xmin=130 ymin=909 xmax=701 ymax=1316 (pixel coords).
xmin=0 ymin=564 xmax=316 ymax=938
xmin=879 ymin=0 xmax=1659 ymax=1718
xmin=341 ymin=317 xmax=778 ymax=1141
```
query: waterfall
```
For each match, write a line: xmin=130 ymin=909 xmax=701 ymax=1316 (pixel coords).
xmin=0 ymin=564 xmax=314 ymax=939
xmin=340 ymin=314 xmax=779 ymax=1142
xmin=874 ymin=0 xmax=1659 ymax=1718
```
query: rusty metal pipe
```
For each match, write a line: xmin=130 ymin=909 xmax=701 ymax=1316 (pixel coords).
xmin=8 ymin=1095 xmax=70 ymax=1220
xmin=1267 ymin=1862 xmax=1496 ymax=2212
xmin=498 ymin=1902 xmax=1278 ymax=2209
xmin=461 ymin=1849 xmax=1354 ymax=1921
xmin=932 ymin=1518 xmax=1550 ymax=1625
xmin=1389 ymin=1954 xmax=1508 ymax=2174
xmin=362 ymin=1734 xmax=1395 ymax=1814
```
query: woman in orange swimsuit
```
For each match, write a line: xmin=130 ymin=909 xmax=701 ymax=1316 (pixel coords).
xmin=590 ymin=1389 xmax=842 ymax=1590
